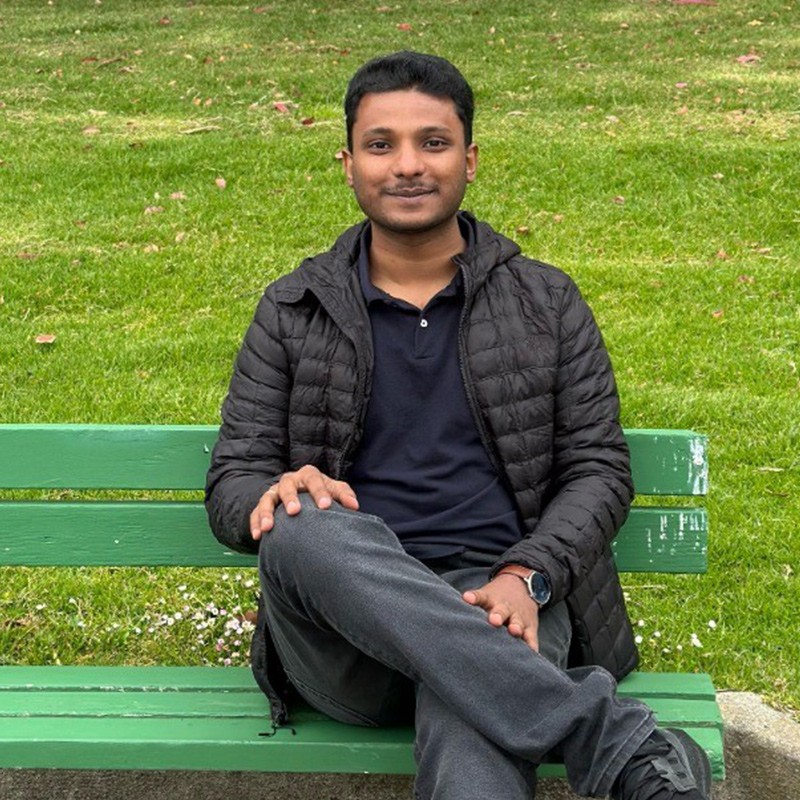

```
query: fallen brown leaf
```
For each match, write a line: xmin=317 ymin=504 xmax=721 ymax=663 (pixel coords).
xmin=301 ymin=117 xmax=315 ymax=126
xmin=612 ymin=196 xmax=625 ymax=205
xmin=35 ymin=334 xmax=56 ymax=345
xmin=170 ymin=192 xmax=187 ymax=200
xmin=82 ymin=125 xmax=101 ymax=136
xmin=215 ymin=177 xmax=227 ymax=190
xmin=711 ymin=309 xmax=724 ymax=319
xmin=144 ymin=205 xmax=165 ymax=215
xmin=273 ymin=101 xmax=289 ymax=113
xmin=397 ymin=22 xmax=413 ymax=31
xmin=158 ymin=16 xmax=172 ymax=25
xmin=736 ymin=54 xmax=761 ymax=65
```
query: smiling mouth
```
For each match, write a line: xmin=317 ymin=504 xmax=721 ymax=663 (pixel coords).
xmin=385 ymin=186 xmax=435 ymax=198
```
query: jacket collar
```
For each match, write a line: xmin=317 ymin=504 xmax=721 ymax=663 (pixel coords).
xmin=286 ymin=211 xmax=521 ymax=304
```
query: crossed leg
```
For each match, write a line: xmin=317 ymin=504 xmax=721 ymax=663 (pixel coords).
xmin=259 ymin=500 xmax=655 ymax=799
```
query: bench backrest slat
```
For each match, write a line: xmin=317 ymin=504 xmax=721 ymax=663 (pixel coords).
xmin=0 ymin=425 xmax=708 ymax=497
xmin=0 ymin=425 xmax=708 ymax=573
xmin=0 ymin=502 xmax=706 ymax=572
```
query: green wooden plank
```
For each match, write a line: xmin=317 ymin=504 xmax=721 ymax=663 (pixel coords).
xmin=627 ymin=429 xmax=708 ymax=497
xmin=0 ymin=691 xmax=267 ymax=718
xmin=0 ymin=425 xmax=707 ymax=496
xmin=0 ymin=665 xmax=255 ymax=691
xmin=0 ymin=667 xmax=723 ymax=778
xmin=617 ymin=671 xmax=716 ymax=700
xmin=612 ymin=507 xmax=708 ymax=573
xmin=0 ymin=503 xmax=705 ymax=571
xmin=0 ymin=424 xmax=218 ymax=490
xmin=0 ymin=715 xmax=724 ymax=778
xmin=0 ymin=502 xmax=256 ymax=567
xmin=0 ymin=716 xmax=417 ymax=773
xmin=0 ymin=667 xmax=715 ymax=703
xmin=0 ymin=690 xmax=720 ymax=728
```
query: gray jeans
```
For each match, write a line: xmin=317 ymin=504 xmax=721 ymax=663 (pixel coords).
xmin=259 ymin=499 xmax=655 ymax=799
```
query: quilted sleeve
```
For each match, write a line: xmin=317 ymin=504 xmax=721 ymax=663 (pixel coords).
xmin=205 ymin=287 xmax=291 ymax=553
xmin=492 ymin=277 xmax=634 ymax=604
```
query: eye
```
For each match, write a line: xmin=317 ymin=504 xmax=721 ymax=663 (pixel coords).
xmin=366 ymin=140 xmax=391 ymax=152
xmin=423 ymin=138 xmax=449 ymax=150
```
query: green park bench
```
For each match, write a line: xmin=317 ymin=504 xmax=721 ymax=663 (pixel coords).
xmin=0 ymin=424 xmax=723 ymax=781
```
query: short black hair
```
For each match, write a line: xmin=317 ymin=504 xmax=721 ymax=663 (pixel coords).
xmin=344 ymin=51 xmax=474 ymax=150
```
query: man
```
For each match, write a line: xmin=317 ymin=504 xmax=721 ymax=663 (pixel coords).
xmin=206 ymin=51 xmax=711 ymax=800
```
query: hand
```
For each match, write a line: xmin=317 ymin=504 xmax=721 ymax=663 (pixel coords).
xmin=249 ymin=465 xmax=359 ymax=541
xmin=462 ymin=574 xmax=540 ymax=652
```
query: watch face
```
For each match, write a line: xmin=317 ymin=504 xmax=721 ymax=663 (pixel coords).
xmin=530 ymin=571 xmax=551 ymax=605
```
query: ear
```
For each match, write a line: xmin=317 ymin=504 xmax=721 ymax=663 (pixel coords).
xmin=340 ymin=149 xmax=354 ymax=187
xmin=465 ymin=143 xmax=478 ymax=184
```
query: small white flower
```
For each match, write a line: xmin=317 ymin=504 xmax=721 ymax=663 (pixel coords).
xmin=174 ymin=612 xmax=183 ymax=620
xmin=637 ymin=619 xmax=645 ymax=628
xmin=653 ymin=631 xmax=661 ymax=638
xmin=707 ymin=619 xmax=717 ymax=630
xmin=635 ymin=635 xmax=643 ymax=644
xmin=35 ymin=603 xmax=47 ymax=611
xmin=221 ymin=574 xmax=229 ymax=581
xmin=676 ymin=644 xmax=683 ymax=651
xmin=690 ymin=633 xmax=703 ymax=648
xmin=243 ymin=579 xmax=255 ymax=589
xmin=177 ymin=584 xmax=187 ymax=592
xmin=134 ymin=627 xmax=142 ymax=635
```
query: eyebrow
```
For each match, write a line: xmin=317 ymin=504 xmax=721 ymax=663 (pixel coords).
xmin=359 ymin=125 xmax=453 ymax=139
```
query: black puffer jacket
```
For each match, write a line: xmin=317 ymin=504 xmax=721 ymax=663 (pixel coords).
xmin=206 ymin=212 xmax=638 ymax=724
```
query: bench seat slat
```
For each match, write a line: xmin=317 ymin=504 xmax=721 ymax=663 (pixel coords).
xmin=0 ymin=666 xmax=724 ymax=778
xmin=0 ymin=667 xmax=714 ymax=696
xmin=0 ymin=425 xmax=708 ymax=497
xmin=0 ymin=692 xmax=721 ymax=728
xmin=0 ymin=504 xmax=707 ymax=572
xmin=0 ymin=714 xmax=724 ymax=778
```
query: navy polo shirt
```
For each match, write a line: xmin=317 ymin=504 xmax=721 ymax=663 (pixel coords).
xmin=345 ymin=222 xmax=523 ymax=560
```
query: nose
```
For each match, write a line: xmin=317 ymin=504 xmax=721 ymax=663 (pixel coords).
xmin=391 ymin=143 xmax=424 ymax=178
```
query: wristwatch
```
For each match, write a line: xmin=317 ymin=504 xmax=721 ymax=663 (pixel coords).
xmin=497 ymin=565 xmax=552 ymax=607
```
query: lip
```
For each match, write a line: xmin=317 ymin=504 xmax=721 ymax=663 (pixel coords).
xmin=384 ymin=187 xmax=435 ymax=198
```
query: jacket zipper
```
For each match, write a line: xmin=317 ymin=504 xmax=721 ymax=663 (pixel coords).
xmin=455 ymin=257 xmax=504 ymax=476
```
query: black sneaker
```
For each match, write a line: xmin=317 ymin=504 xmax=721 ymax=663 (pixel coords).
xmin=611 ymin=727 xmax=712 ymax=800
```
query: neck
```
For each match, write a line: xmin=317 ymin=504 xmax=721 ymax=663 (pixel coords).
xmin=368 ymin=217 xmax=465 ymax=308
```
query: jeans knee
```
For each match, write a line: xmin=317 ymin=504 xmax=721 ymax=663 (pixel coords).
xmin=259 ymin=497 xmax=379 ymax=579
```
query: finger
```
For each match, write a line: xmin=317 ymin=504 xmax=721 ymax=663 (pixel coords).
xmin=506 ymin=613 xmax=525 ymax=638
xmin=276 ymin=474 xmax=303 ymax=515
xmin=522 ymin=627 xmax=540 ymax=652
xmin=250 ymin=489 xmax=279 ymax=539
xmin=487 ymin=604 xmax=511 ymax=628
xmin=462 ymin=589 xmax=485 ymax=607
xmin=296 ymin=467 xmax=334 ymax=510
xmin=330 ymin=480 xmax=359 ymax=510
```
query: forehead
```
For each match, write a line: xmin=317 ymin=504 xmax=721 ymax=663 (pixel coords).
xmin=352 ymin=89 xmax=462 ymax=135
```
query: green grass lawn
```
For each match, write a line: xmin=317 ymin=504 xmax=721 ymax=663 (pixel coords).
xmin=1 ymin=1 xmax=798 ymax=716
